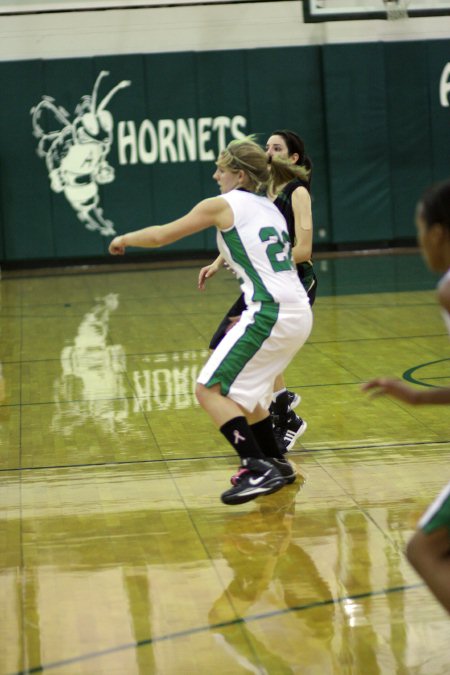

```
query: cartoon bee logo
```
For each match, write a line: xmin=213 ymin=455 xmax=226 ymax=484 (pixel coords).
xmin=31 ymin=71 xmax=131 ymax=236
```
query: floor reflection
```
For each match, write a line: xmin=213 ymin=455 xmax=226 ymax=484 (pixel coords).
xmin=1 ymin=254 xmax=449 ymax=674
xmin=51 ymin=292 xmax=210 ymax=439
xmin=131 ymin=349 xmax=209 ymax=412
xmin=209 ymin=476 xmax=338 ymax=673
xmin=52 ymin=293 xmax=129 ymax=436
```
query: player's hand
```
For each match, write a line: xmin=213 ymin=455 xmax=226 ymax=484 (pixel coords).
xmin=198 ymin=264 xmax=219 ymax=291
xmin=361 ymin=378 xmax=420 ymax=404
xmin=109 ymin=236 xmax=126 ymax=256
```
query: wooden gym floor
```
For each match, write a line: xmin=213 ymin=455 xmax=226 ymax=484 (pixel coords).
xmin=0 ymin=251 xmax=449 ymax=674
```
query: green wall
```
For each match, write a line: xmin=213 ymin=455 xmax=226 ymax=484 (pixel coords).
xmin=0 ymin=40 xmax=449 ymax=263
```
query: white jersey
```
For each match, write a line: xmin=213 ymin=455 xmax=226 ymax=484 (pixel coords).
xmin=217 ymin=189 xmax=308 ymax=307
xmin=438 ymin=268 xmax=450 ymax=336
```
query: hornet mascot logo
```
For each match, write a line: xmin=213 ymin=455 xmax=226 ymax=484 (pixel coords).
xmin=31 ymin=71 xmax=131 ymax=236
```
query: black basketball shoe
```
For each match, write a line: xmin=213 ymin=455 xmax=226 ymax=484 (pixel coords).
xmin=221 ymin=457 xmax=285 ymax=505
xmin=273 ymin=412 xmax=307 ymax=453
xmin=230 ymin=456 xmax=297 ymax=486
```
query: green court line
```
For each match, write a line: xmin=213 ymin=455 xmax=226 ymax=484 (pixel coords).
xmin=403 ymin=358 xmax=450 ymax=387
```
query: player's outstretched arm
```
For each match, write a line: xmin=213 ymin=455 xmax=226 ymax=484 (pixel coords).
xmin=362 ymin=378 xmax=450 ymax=405
xmin=109 ymin=198 xmax=230 ymax=255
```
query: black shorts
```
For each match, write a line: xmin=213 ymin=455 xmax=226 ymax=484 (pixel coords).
xmin=209 ymin=294 xmax=247 ymax=350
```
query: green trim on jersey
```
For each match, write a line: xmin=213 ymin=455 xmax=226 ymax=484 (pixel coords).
xmin=222 ymin=227 xmax=274 ymax=303
xmin=205 ymin=302 xmax=280 ymax=395
xmin=421 ymin=488 xmax=450 ymax=536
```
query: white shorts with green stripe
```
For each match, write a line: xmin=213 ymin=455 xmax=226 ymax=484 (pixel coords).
xmin=197 ymin=300 xmax=312 ymax=413
xmin=418 ymin=480 xmax=450 ymax=535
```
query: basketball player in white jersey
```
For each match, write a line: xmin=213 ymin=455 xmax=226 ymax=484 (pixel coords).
xmin=363 ymin=179 xmax=450 ymax=613
xmin=109 ymin=138 xmax=312 ymax=505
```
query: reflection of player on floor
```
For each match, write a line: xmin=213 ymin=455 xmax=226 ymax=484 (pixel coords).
xmin=209 ymin=483 xmax=336 ymax=672
xmin=109 ymin=138 xmax=312 ymax=505
xmin=363 ymin=179 xmax=450 ymax=613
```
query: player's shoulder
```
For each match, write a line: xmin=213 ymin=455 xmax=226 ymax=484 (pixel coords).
xmin=195 ymin=195 xmax=229 ymax=213
xmin=286 ymin=177 xmax=309 ymax=193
